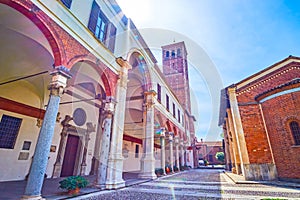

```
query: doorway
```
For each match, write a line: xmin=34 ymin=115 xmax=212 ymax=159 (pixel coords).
xmin=61 ymin=134 xmax=80 ymax=177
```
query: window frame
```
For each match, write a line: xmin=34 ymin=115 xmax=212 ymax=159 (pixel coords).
xmin=290 ymin=121 xmax=300 ymax=145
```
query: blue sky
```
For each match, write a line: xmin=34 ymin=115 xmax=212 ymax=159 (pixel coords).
xmin=116 ymin=0 xmax=300 ymax=141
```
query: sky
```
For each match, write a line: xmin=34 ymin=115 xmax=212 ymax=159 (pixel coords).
xmin=116 ymin=0 xmax=300 ymax=141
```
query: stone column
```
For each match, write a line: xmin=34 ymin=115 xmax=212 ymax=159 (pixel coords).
xmin=223 ymin=121 xmax=232 ymax=171
xmin=160 ymin=128 xmax=166 ymax=175
xmin=52 ymin=115 xmax=73 ymax=178
xmin=180 ymin=140 xmax=185 ymax=167
xmin=175 ymin=136 xmax=180 ymax=171
xmin=139 ymin=90 xmax=157 ymax=179
xmin=90 ymin=104 xmax=105 ymax=175
xmin=96 ymin=100 xmax=115 ymax=189
xmin=184 ymin=142 xmax=188 ymax=166
xmin=169 ymin=133 xmax=174 ymax=172
xmin=228 ymin=87 xmax=250 ymax=177
xmin=80 ymin=122 xmax=95 ymax=175
xmin=22 ymin=66 xmax=71 ymax=199
xmin=106 ymin=58 xmax=131 ymax=189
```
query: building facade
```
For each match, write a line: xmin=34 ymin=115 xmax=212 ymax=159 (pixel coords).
xmin=194 ymin=140 xmax=224 ymax=165
xmin=219 ymin=56 xmax=300 ymax=181
xmin=0 ymin=0 xmax=196 ymax=199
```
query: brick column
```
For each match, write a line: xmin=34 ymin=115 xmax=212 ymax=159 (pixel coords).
xmin=139 ymin=90 xmax=157 ymax=179
xmin=22 ymin=66 xmax=71 ymax=199
xmin=106 ymin=58 xmax=131 ymax=189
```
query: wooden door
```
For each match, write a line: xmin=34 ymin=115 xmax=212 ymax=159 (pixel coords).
xmin=61 ymin=134 xmax=79 ymax=177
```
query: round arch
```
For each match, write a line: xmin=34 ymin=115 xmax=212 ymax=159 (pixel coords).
xmin=0 ymin=1 xmax=64 ymax=66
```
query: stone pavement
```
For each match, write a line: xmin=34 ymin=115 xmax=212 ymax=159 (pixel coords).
xmin=74 ymin=169 xmax=300 ymax=200
xmin=1 ymin=169 xmax=300 ymax=199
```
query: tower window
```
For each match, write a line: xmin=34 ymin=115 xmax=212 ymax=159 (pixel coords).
xmin=177 ymin=48 xmax=181 ymax=57
xmin=166 ymin=51 xmax=170 ymax=58
xmin=178 ymin=110 xmax=181 ymax=123
xmin=0 ymin=115 xmax=22 ymax=149
xmin=171 ymin=50 xmax=175 ymax=58
xmin=290 ymin=121 xmax=300 ymax=145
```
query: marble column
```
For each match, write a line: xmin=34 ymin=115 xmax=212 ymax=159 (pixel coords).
xmin=169 ymin=133 xmax=174 ymax=172
xmin=106 ymin=58 xmax=131 ymax=189
xmin=180 ymin=140 xmax=185 ymax=167
xmin=139 ymin=90 xmax=157 ymax=179
xmin=175 ymin=136 xmax=180 ymax=171
xmin=160 ymin=128 xmax=166 ymax=175
xmin=96 ymin=100 xmax=115 ymax=189
xmin=90 ymin=104 xmax=105 ymax=175
xmin=52 ymin=115 xmax=73 ymax=178
xmin=22 ymin=66 xmax=71 ymax=200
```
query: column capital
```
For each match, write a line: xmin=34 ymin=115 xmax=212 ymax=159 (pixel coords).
xmin=168 ymin=132 xmax=174 ymax=141
xmin=160 ymin=128 xmax=166 ymax=137
xmin=103 ymin=97 xmax=117 ymax=115
xmin=50 ymin=66 xmax=72 ymax=88
xmin=227 ymin=86 xmax=237 ymax=94
xmin=116 ymin=57 xmax=132 ymax=70
xmin=174 ymin=136 xmax=180 ymax=144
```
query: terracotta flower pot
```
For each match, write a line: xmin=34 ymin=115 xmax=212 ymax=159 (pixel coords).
xmin=68 ymin=187 xmax=80 ymax=195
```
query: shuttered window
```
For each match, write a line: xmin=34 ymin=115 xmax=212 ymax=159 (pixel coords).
xmin=88 ymin=1 xmax=117 ymax=52
xmin=61 ymin=0 xmax=72 ymax=9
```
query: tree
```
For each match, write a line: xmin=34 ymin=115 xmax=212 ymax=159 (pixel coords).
xmin=215 ymin=152 xmax=224 ymax=163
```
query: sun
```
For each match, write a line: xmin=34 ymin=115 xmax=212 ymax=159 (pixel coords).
xmin=116 ymin=0 xmax=151 ymax=26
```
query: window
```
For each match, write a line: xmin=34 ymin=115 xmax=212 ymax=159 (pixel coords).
xmin=290 ymin=121 xmax=300 ymax=145
xmin=178 ymin=110 xmax=181 ymax=123
xmin=135 ymin=144 xmax=139 ymax=158
xmin=173 ymin=103 xmax=176 ymax=118
xmin=0 ymin=115 xmax=22 ymax=149
xmin=177 ymin=48 xmax=181 ymax=57
xmin=171 ymin=50 xmax=175 ymax=58
xmin=61 ymin=0 xmax=72 ymax=8
xmin=157 ymin=83 xmax=161 ymax=102
xmin=166 ymin=94 xmax=169 ymax=111
xmin=88 ymin=1 xmax=117 ymax=52
xmin=165 ymin=51 xmax=169 ymax=58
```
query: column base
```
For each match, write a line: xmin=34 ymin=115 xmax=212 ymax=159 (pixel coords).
xmin=105 ymin=180 xmax=125 ymax=189
xmin=21 ymin=195 xmax=45 ymax=200
xmin=139 ymin=156 xmax=157 ymax=179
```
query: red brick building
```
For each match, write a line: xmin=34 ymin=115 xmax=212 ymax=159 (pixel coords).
xmin=195 ymin=140 xmax=224 ymax=165
xmin=219 ymin=56 xmax=300 ymax=181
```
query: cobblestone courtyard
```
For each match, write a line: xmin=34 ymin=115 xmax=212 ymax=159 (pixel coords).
xmin=78 ymin=169 xmax=300 ymax=200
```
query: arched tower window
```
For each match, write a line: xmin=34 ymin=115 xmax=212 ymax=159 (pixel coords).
xmin=171 ymin=50 xmax=176 ymax=58
xmin=165 ymin=51 xmax=169 ymax=58
xmin=177 ymin=48 xmax=181 ymax=57
xmin=290 ymin=121 xmax=300 ymax=145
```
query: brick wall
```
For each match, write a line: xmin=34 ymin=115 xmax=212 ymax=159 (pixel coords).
xmin=233 ymin=60 xmax=300 ymax=179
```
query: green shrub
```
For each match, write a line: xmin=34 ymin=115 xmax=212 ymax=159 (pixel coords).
xmin=59 ymin=176 xmax=89 ymax=190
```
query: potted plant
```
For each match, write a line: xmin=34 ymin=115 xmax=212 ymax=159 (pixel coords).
xmin=155 ymin=168 xmax=164 ymax=176
xmin=59 ymin=175 xmax=89 ymax=195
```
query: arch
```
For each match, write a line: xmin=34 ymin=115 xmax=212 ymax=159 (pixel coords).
xmin=127 ymin=50 xmax=152 ymax=91
xmin=68 ymin=56 xmax=115 ymax=96
xmin=284 ymin=116 xmax=300 ymax=146
xmin=0 ymin=1 xmax=64 ymax=66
